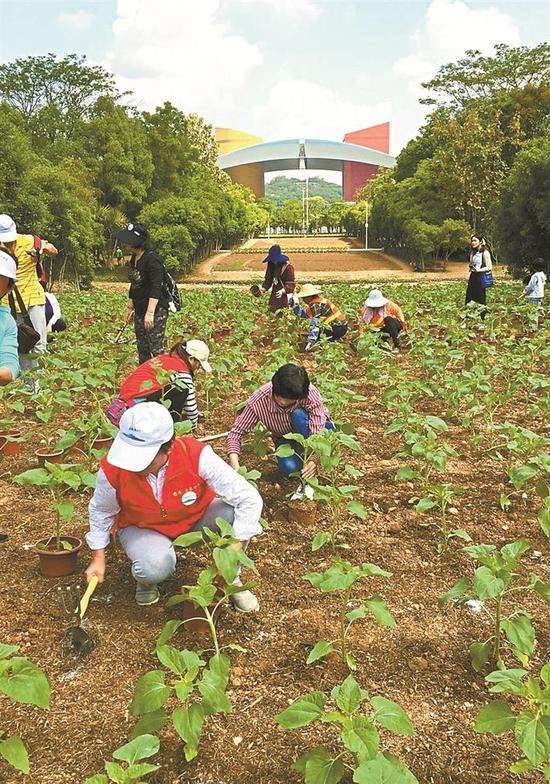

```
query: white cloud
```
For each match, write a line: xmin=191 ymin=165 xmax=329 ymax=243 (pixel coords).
xmin=236 ymin=0 xmax=320 ymax=18
xmin=58 ymin=9 xmax=94 ymax=33
xmin=394 ymin=0 xmax=521 ymax=99
xmin=104 ymin=0 xmax=262 ymax=114
xmin=251 ymin=79 xmax=392 ymax=143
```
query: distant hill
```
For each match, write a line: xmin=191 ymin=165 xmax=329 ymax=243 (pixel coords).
xmin=266 ymin=176 xmax=342 ymax=204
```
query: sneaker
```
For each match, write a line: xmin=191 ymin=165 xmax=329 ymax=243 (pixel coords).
xmin=230 ymin=581 xmax=260 ymax=613
xmin=135 ymin=582 xmax=160 ymax=606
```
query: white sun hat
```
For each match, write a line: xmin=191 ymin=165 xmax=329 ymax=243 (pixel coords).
xmin=185 ymin=339 xmax=212 ymax=373
xmin=0 ymin=214 xmax=17 ymax=244
xmin=107 ymin=402 xmax=174 ymax=472
xmin=363 ymin=289 xmax=389 ymax=308
xmin=296 ymin=283 xmax=322 ymax=298
xmin=0 ymin=250 xmax=17 ymax=280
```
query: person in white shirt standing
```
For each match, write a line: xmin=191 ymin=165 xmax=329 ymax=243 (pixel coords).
xmin=85 ymin=402 xmax=263 ymax=610
xmin=521 ymin=259 xmax=547 ymax=304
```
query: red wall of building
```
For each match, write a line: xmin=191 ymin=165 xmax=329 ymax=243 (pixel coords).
xmin=342 ymin=122 xmax=390 ymax=201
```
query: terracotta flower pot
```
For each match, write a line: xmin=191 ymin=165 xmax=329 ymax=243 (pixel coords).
xmin=181 ymin=598 xmax=222 ymax=638
xmin=287 ymin=499 xmax=317 ymax=526
xmin=92 ymin=436 xmax=113 ymax=449
xmin=35 ymin=448 xmax=65 ymax=466
xmin=0 ymin=430 xmax=22 ymax=456
xmin=34 ymin=536 xmax=82 ymax=577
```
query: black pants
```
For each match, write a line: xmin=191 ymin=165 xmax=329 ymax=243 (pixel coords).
xmin=324 ymin=322 xmax=348 ymax=342
xmin=134 ymin=307 xmax=168 ymax=364
xmin=465 ymin=272 xmax=487 ymax=319
xmin=140 ymin=385 xmax=188 ymax=423
xmin=380 ymin=316 xmax=402 ymax=347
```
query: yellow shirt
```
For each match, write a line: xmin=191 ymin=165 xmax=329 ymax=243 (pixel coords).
xmin=1 ymin=234 xmax=46 ymax=311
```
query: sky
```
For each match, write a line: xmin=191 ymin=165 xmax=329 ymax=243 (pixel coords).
xmin=0 ymin=0 xmax=548 ymax=183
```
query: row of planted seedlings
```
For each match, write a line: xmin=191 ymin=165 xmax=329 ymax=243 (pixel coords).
xmin=370 ymin=324 xmax=550 ymax=777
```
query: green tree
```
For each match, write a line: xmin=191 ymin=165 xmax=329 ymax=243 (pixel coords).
xmin=495 ymin=130 xmax=550 ymax=274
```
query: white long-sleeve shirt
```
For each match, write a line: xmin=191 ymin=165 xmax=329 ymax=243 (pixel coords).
xmin=86 ymin=445 xmax=263 ymax=549
xmin=525 ymin=271 xmax=546 ymax=299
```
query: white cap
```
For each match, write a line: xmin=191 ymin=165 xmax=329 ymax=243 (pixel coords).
xmin=363 ymin=289 xmax=389 ymax=308
xmin=107 ymin=402 xmax=174 ymax=472
xmin=186 ymin=340 xmax=212 ymax=373
xmin=0 ymin=250 xmax=16 ymax=280
xmin=0 ymin=215 xmax=17 ymax=244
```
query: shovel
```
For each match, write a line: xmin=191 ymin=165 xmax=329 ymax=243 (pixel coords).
xmin=62 ymin=576 xmax=98 ymax=657
xmin=109 ymin=322 xmax=129 ymax=344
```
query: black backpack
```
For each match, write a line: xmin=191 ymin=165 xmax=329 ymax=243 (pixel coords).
xmin=163 ymin=268 xmax=181 ymax=313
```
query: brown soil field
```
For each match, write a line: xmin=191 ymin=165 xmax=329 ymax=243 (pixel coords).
xmin=0 ymin=303 xmax=547 ymax=784
xmin=248 ymin=237 xmax=362 ymax=249
xmin=215 ymin=251 xmax=406 ymax=273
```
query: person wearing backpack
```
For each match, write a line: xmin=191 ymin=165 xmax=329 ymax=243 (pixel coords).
xmin=465 ymin=234 xmax=493 ymax=319
xmin=106 ymin=339 xmax=212 ymax=427
xmin=116 ymin=222 xmax=169 ymax=364
xmin=0 ymin=214 xmax=58 ymax=392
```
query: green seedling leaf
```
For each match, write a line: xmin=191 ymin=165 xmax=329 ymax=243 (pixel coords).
xmin=112 ymin=734 xmax=160 ymax=764
xmin=83 ymin=775 xmax=109 ymax=784
xmin=501 ymin=538 xmax=529 ymax=563
xmin=415 ymin=497 xmax=436 ymax=514
xmin=451 ymin=529 xmax=472 ymax=542
xmin=371 ymin=696 xmax=415 ymax=736
xmin=470 ymin=641 xmax=492 ymax=673
xmin=395 ymin=467 xmax=416 ymax=481
xmin=307 ymin=640 xmax=334 ymax=664
xmin=130 ymin=708 xmax=168 ymax=739
xmin=509 ymin=464 xmax=537 ymax=491
xmin=213 ymin=546 xmax=240 ymax=584
xmin=347 ymin=500 xmax=369 ymax=520
xmin=354 ymin=753 xmax=419 ymax=783
xmin=0 ymin=644 xmax=19 ymax=659
xmin=439 ymin=577 xmax=469 ymax=607
xmin=341 ymin=716 xmax=379 ymax=762
xmin=332 ymin=674 xmax=364 ymax=715
xmin=275 ymin=444 xmax=295 ymax=458
xmin=365 ymin=595 xmax=396 ymax=627
xmin=0 ymin=736 xmax=30 ymax=774
xmin=515 ymin=709 xmax=550 ymax=765
xmin=346 ymin=606 xmax=366 ymax=623
xmin=312 ymin=532 xmax=332 ymax=551
xmin=473 ymin=566 xmax=509 ymax=600
xmin=502 ymin=613 xmax=535 ymax=657
xmin=425 ymin=416 xmax=448 ymax=432
xmin=485 ymin=669 xmax=528 ymax=696
xmin=530 ymin=576 xmax=550 ymax=602
xmin=130 ymin=670 xmax=170 ymax=716
xmin=0 ymin=658 xmax=51 ymax=708
xmin=474 ymin=700 xmax=516 ymax=734
xmin=156 ymin=645 xmax=204 ymax=676
xmin=276 ymin=691 xmax=327 ymax=728
xmin=509 ymin=759 xmax=536 ymax=773
xmin=293 ymin=748 xmax=344 ymax=784
xmin=172 ymin=703 xmax=205 ymax=762
xmin=155 ymin=620 xmax=185 ymax=649
xmin=173 ymin=531 xmax=204 ymax=548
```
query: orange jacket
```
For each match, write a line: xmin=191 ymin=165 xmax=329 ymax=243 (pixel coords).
xmin=101 ymin=437 xmax=216 ymax=538
xmin=119 ymin=354 xmax=191 ymax=401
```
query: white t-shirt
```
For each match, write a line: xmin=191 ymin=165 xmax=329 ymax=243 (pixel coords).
xmin=525 ymin=271 xmax=546 ymax=299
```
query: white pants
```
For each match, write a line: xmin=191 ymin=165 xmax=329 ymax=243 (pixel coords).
xmin=16 ymin=304 xmax=47 ymax=374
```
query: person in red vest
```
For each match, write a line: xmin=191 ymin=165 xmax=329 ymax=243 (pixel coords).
xmin=106 ymin=339 xmax=212 ymax=427
xmin=85 ymin=402 xmax=263 ymax=609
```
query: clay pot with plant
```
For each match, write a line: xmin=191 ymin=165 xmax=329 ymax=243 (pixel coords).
xmin=13 ymin=461 xmax=96 ymax=576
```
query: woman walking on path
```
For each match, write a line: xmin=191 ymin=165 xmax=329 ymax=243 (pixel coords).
xmin=252 ymin=244 xmax=295 ymax=314
xmin=116 ymin=222 xmax=169 ymax=364
xmin=465 ymin=234 xmax=493 ymax=318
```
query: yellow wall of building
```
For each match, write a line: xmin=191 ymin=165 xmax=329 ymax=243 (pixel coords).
xmin=215 ymin=127 xmax=263 ymax=156
xmin=224 ymin=163 xmax=265 ymax=198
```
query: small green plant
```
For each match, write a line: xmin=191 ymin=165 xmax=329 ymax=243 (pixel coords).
xmin=276 ymin=673 xmax=417 ymax=783
xmin=409 ymin=482 xmax=470 ymax=552
xmin=83 ymin=734 xmax=160 ymax=783
xmin=0 ymin=643 xmax=51 ymax=775
xmin=130 ymin=519 xmax=257 ymax=762
xmin=13 ymin=462 xmax=96 ymax=550
xmin=304 ymin=559 xmax=395 ymax=670
xmin=439 ymin=539 xmax=548 ymax=671
xmin=474 ymin=664 xmax=550 ymax=776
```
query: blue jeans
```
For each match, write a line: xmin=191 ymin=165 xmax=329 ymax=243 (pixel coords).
xmin=274 ymin=408 xmax=335 ymax=476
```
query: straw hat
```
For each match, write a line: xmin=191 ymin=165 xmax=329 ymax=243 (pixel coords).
xmin=363 ymin=289 xmax=388 ymax=308
xmin=296 ymin=283 xmax=322 ymax=298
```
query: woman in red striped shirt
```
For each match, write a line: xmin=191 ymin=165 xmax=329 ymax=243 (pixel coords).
xmin=227 ymin=364 xmax=334 ymax=479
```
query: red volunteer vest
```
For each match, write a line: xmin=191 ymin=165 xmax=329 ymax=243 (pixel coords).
xmin=101 ymin=437 xmax=216 ymax=538
xmin=120 ymin=354 xmax=191 ymax=401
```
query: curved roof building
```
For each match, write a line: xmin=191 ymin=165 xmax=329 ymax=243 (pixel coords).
xmin=215 ymin=123 xmax=394 ymax=200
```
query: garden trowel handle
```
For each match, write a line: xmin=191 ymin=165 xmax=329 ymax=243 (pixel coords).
xmin=79 ymin=575 xmax=98 ymax=620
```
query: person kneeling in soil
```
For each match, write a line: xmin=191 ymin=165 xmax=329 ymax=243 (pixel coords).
xmin=106 ymin=339 xmax=211 ymax=428
xmin=85 ymin=402 xmax=263 ymax=610
xmin=227 ymin=364 xmax=334 ymax=487
xmin=359 ymin=289 xmax=407 ymax=350
xmin=290 ymin=284 xmax=348 ymax=351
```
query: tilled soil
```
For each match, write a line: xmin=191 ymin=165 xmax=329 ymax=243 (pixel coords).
xmin=0 ymin=323 xmax=548 ymax=784
xmin=214 ymin=251 xmax=406 ymax=273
